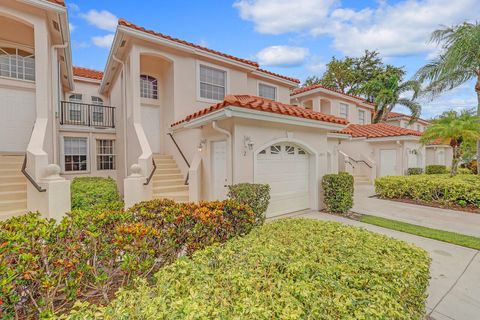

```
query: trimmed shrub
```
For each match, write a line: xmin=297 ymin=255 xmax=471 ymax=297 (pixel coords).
xmin=375 ymin=174 xmax=480 ymax=208
xmin=407 ymin=167 xmax=423 ymax=175
xmin=66 ymin=219 xmax=430 ymax=319
xmin=425 ymin=165 xmax=447 ymax=174
xmin=467 ymin=160 xmax=478 ymax=174
xmin=227 ymin=183 xmax=270 ymax=225
xmin=322 ymin=172 xmax=354 ymax=213
xmin=0 ymin=200 xmax=256 ymax=319
xmin=71 ymin=177 xmax=123 ymax=211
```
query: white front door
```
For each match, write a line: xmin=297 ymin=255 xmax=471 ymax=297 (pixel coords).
xmin=0 ymin=87 xmax=35 ymax=152
xmin=256 ymin=143 xmax=310 ymax=217
xmin=141 ymin=105 xmax=161 ymax=153
xmin=380 ymin=149 xmax=397 ymax=176
xmin=212 ymin=140 xmax=227 ymax=200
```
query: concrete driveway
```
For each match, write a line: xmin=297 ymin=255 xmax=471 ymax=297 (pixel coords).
xmin=278 ymin=211 xmax=480 ymax=320
xmin=354 ymin=184 xmax=480 ymax=237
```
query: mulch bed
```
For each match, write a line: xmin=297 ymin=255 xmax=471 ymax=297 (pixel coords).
xmin=371 ymin=196 xmax=480 ymax=214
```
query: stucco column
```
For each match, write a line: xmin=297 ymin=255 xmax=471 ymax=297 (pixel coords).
xmin=313 ymin=97 xmax=321 ymax=112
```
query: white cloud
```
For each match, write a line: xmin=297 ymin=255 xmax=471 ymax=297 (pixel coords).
xmin=256 ymin=45 xmax=309 ymax=67
xmin=306 ymin=56 xmax=326 ymax=74
xmin=81 ymin=10 xmax=118 ymax=32
xmin=235 ymin=0 xmax=478 ymax=57
xmin=92 ymin=34 xmax=114 ymax=48
xmin=234 ymin=0 xmax=336 ymax=34
xmin=69 ymin=23 xmax=75 ymax=32
xmin=67 ymin=3 xmax=80 ymax=11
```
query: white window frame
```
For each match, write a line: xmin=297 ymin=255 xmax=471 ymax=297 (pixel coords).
xmin=0 ymin=45 xmax=35 ymax=82
xmin=67 ymin=94 xmax=85 ymax=124
xmin=61 ymin=136 xmax=89 ymax=173
xmin=196 ymin=61 xmax=229 ymax=103
xmin=96 ymin=139 xmax=116 ymax=171
xmin=257 ymin=81 xmax=278 ymax=101
xmin=140 ymin=74 xmax=158 ymax=100
xmin=91 ymin=96 xmax=104 ymax=125
xmin=358 ymin=109 xmax=366 ymax=125
xmin=339 ymin=103 xmax=349 ymax=119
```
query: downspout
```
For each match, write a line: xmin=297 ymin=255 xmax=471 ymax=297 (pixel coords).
xmin=51 ymin=42 xmax=69 ymax=165
xmin=112 ymin=55 xmax=128 ymax=176
xmin=212 ymin=120 xmax=233 ymax=185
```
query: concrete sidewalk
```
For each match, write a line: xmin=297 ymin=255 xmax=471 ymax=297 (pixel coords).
xmin=281 ymin=211 xmax=480 ymax=320
xmin=353 ymin=184 xmax=480 ymax=237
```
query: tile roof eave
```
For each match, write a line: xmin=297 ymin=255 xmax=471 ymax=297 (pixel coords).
xmin=291 ymin=84 xmax=375 ymax=107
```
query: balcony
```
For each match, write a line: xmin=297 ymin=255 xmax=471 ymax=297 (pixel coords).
xmin=60 ymin=101 xmax=115 ymax=128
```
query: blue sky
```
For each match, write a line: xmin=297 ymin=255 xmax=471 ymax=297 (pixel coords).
xmin=67 ymin=0 xmax=478 ymax=119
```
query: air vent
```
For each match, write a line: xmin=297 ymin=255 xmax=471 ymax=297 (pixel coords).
xmin=120 ymin=40 xmax=126 ymax=47
xmin=60 ymin=55 xmax=65 ymax=62
xmin=52 ymin=20 xmax=60 ymax=32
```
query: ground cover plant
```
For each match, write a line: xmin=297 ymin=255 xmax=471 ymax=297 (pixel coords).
xmin=375 ymin=174 xmax=480 ymax=210
xmin=64 ymin=219 xmax=430 ymax=320
xmin=70 ymin=177 xmax=123 ymax=211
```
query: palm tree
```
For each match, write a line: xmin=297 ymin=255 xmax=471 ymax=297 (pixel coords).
xmin=415 ymin=22 xmax=480 ymax=174
xmin=420 ymin=110 xmax=480 ymax=176
xmin=361 ymin=73 xmax=421 ymax=123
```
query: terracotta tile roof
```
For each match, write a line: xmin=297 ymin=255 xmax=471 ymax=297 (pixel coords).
xmin=291 ymin=84 xmax=375 ymax=106
xmin=427 ymin=138 xmax=449 ymax=145
xmin=385 ymin=111 xmax=429 ymax=124
xmin=73 ymin=66 xmax=103 ymax=80
xmin=117 ymin=19 xmax=299 ymax=84
xmin=47 ymin=0 xmax=65 ymax=6
xmin=339 ymin=123 xmax=422 ymax=139
xmin=172 ymin=95 xmax=348 ymax=127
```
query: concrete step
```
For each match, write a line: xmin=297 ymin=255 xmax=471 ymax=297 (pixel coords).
xmin=0 ymin=182 xmax=26 ymax=192
xmin=0 ymin=168 xmax=23 ymax=176
xmin=156 ymin=163 xmax=178 ymax=169
xmin=153 ymin=173 xmax=184 ymax=182
xmin=154 ymin=168 xmax=181 ymax=175
xmin=0 ymin=199 xmax=27 ymax=211
xmin=0 ymin=209 xmax=28 ymax=221
xmin=0 ymin=163 xmax=23 ymax=169
xmin=0 ymin=156 xmax=24 ymax=163
xmin=154 ymin=184 xmax=188 ymax=193
xmin=153 ymin=155 xmax=173 ymax=160
xmin=154 ymin=178 xmax=185 ymax=187
xmin=0 ymin=190 xmax=27 ymax=201
xmin=0 ymin=176 xmax=26 ymax=184
xmin=153 ymin=191 xmax=189 ymax=203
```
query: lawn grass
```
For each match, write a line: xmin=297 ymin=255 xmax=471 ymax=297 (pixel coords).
xmin=359 ymin=215 xmax=480 ymax=250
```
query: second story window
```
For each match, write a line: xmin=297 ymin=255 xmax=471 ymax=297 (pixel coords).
xmin=91 ymin=96 xmax=103 ymax=105
xmin=199 ymin=65 xmax=226 ymax=101
xmin=258 ymin=83 xmax=276 ymax=100
xmin=0 ymin=47 xmax=35 ymax=81
xmin=140 ymin=75 xmax=158 ymax=99
xmin=91 ymin=96 xmax=104 ymax=124
xmin=358 ymin=110 xmax=366 ymax=124
xmin=68 ymin=94 xmax=83 ymax=123
xmin=339 ymin=103 xmax=349 ymax=119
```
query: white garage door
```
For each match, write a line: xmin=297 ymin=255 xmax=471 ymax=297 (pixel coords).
xmin=0 ymin=87 xmax=35 ymax=152
xmin=380 ymin=149 xmax=397 ymax=176
xmin=256 ymin=143 xmax=310 ymax=217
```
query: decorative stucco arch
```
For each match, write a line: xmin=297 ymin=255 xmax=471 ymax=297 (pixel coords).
xmin=252 ymin=137 xmax=319 ymax=211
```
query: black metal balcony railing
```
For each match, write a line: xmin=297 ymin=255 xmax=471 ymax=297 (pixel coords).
xmin=60 ymin=101 xmax=115 ymax=128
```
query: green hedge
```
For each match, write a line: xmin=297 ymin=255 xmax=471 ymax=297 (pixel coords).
xmin=0 ymin=200 xmax=256 ymax=319
xmin=407 ymin=167 xmax=423 ymax=175
xmin=322 ymin=172 xmax=354 ymax=213
xmin=375 ymin=174 xmax=480 ymax=208
xmin=65 ymin=219 xmax=430 ymax=319
xmin=227 ymin=183 xmax=270 ymax=225
xmin=71 ymin=177 xmax=123 ymax=211
xmin=425 ymin=165 xmax=447 ymax=174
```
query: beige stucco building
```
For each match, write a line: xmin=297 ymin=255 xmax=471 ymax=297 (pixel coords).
xmin=0 ymin=0 xmax=452 ymax=220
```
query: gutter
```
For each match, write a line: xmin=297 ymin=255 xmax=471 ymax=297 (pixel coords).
xmin=112 ymin=54 xmax=128 ymax=176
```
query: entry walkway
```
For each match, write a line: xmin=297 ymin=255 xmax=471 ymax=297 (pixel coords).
xmin=281 ymin=211 xmax=480 ymax=320
xmin=353 ymin=184 xmax=480 ymax=237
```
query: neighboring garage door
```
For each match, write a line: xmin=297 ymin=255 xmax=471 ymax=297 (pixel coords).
xmin=256 ymin=143 xmax=310 ymax=217
xmin=0 ymin=87 xmax=35 ymax=152
xmin=380 ymin=149 xmax=397 ymax=176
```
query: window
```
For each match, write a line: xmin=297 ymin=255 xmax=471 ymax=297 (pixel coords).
xmin=0 ymin=47 xmax=35 ymax=81
xmin=258 ymin=83 xmax=276 ymax=100
xmin=91 ymin=96 xmax=104 ymax=124
xmin=97 ymin=139 xmax=115 ymax=170
xmin=199 ymin=65 xmax=226 ymax=100
xmin=140 ymin=75 xmax=158 ymax=99
xmin=339 ymin=103 xmax=349 ymax=119
xmin=358 ymin=110 xmax=366 ymax=124
xmin=64 ymin=137 xmax=87 ymax=172
xmin=68 ymin=94 xmax=83 ymax=123
xmin=416 ymin=124 xmax=421 ymax=131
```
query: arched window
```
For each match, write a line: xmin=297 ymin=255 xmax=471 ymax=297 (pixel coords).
xmin=140 ymin=74 xmax=158 ymax=99
xmin=0 ymin=47 xmax=35 ymax=81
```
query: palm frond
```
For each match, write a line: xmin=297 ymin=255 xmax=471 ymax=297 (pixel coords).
xmin=395 ymin=98 xmax=421 ymax=124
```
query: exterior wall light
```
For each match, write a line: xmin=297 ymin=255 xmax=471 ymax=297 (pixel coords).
xmin=244 ymin=136 xmax=254 ymax=151
xmin=197 ymin=139 xmax=207 ymax=152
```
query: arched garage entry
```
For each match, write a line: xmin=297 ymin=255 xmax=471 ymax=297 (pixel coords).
xmin=254 ymin=139 xmax=317 ymax=217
